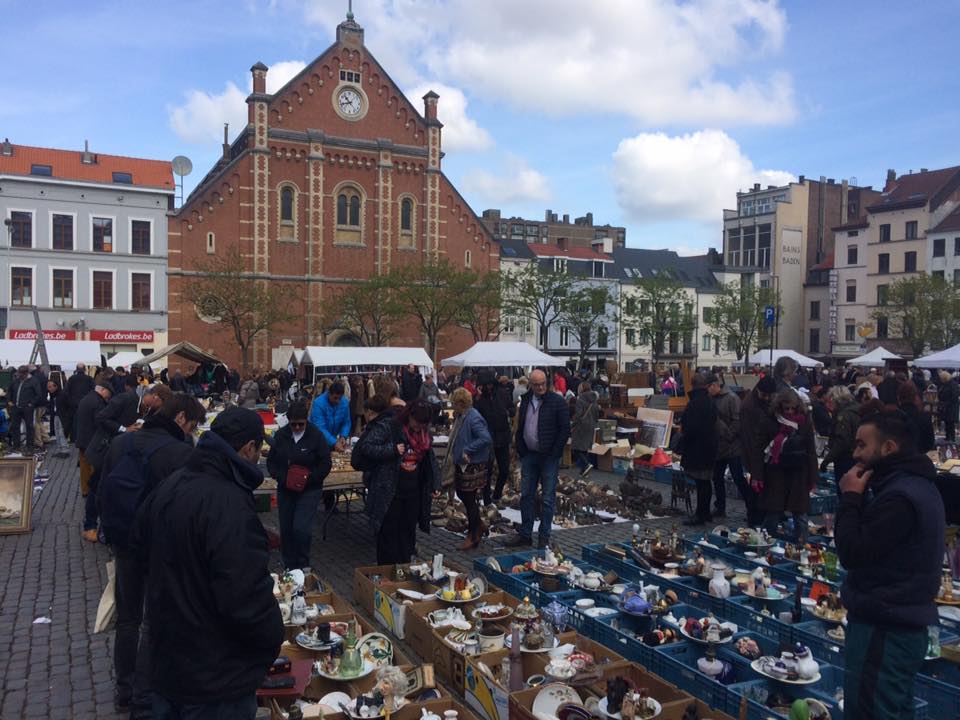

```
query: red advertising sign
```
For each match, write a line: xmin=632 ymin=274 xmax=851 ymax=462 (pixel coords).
xmin=90 ymin=330 xmax=155 ymax=343
xmin=8 ymin=329 xmax=77 ymax=341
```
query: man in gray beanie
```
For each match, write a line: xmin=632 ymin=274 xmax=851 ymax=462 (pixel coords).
xmin=132 ymin=407 xmax=282 ymax=719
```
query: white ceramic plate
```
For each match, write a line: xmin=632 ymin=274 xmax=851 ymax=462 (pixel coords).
xmin=314 ymin=658 xmax=376 ymax=682
xmin=434 ymin=588 xmax=482 ymax=604
xmin=397 ymin=588 xmax=431 ymax=601
xmin=584 ymin=607 xmax=618 ymax=618
xmin=751 ymin=658 xmax=821 ymax=685
xmin=679 ymin=625 xmax=734 ymax=645
xmin=471 ymin=604 xmax=514 ymax=622
xmin=356 ymin=632 xmax=393 ymax=667
xmin=505 ymin=634 xmax=561 ymax=653
xmin=532 ymin=683 xmax=582 ymax=720
xmin=485 ymin=557 xmax=502 ymax=573
xmin=597 ymin=696 xmax=662 ymax=719
xmin=319 ymin=691 xmax=352 ymax=712
xmin=295 ymin=629 xmax=343 ymax=651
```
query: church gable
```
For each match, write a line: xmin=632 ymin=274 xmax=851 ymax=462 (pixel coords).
xmin=264 ymin=21 xmax=430 ymax=149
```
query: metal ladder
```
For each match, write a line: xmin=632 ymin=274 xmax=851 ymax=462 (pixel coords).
xmin=28 ymin=306 xmax=50 ymax=373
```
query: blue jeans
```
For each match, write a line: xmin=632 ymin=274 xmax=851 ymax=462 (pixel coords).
xmin=153 ymin=693 xmax=257 ymax=720
xmin=277 ymin=484 xmax=325 ymax=569
xmin=519 ymin=453 xmax=560 ymax=541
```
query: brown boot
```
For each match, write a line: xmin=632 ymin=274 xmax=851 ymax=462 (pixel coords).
xmin=457 ymin=533 xmax=478 ymax=551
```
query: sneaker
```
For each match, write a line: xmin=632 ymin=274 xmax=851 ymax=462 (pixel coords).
xmin=503 ymin=533 xmax=532 ymax=547
xmin=82 ymin=529 xmax=99 ymax=543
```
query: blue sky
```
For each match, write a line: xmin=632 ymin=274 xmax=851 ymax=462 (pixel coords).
xmin=2 ymin=0 xmax=957 ymax=254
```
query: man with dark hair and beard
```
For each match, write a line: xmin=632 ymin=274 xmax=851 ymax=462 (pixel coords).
xmin=837 ymin=412 xmax=945 ymax=720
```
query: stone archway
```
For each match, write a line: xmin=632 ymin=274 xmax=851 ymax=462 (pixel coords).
xmin=327 ymin=329 xmax=362 ymax=347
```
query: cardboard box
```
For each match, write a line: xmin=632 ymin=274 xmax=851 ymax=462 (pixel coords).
xmin=278 ymin=612 xmax=413 ymax=667
xmin=463 ymin=649 xmax=557 ymax=720
xmin=404 ymin=592 xmax=521 ymax=665
xmin=588 ymin=443 xmax=615 ymax=473
xmin=393 ymin=698 xmax=480 ymax=720
xmin=354 ymin=565 xmax=396 ymax=614
xmin=289 ymin=664 xmax=442 ymax=719
xmin=373 ymin=581 xmax=442 ymax=639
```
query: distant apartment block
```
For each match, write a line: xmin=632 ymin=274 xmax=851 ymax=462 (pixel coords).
xmin=480 ymin=208 xmax=626 ymax=250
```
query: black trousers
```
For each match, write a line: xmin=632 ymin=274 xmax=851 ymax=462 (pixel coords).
xmin=9 ymin=405 xmax=35 ymax=448
xmin=113 ymin=545 xmax=152 ymax=715
xmin=84 ymin=467 xmax=101 ymax=531
xmin=484 ymin=443 xmax=511 ymax=504
xmin=277 ymin=484 xmax=324 ymax=570
xmin=376 ymin=492 xmax=419 ymax=564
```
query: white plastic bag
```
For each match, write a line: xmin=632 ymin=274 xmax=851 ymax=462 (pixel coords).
xmin=93 ymin=560 xmax=116 ymax=633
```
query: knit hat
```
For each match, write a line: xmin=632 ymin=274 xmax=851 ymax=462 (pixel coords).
xmin=757 ymin=377 xmax=776 ymax=393
xmin=210 ymin=407 xmax=264 ymax=447
xmin=704 ymin=372 xmax=721 ymax=386
xmin=96 ymin=380 xmax=113 ymax=393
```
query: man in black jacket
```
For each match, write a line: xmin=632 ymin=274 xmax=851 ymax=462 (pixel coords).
xmin=681 ymin=373 xmax=719 ymax=525
xmin=8 ymin=365 xmax=42 ymax=450
xmin=99 ymin=393 xmax=205 ymax=717
xmin=506 ymin=369 xmax=570 ymax=548
xmin=131 ymin=407 xmax=282 ymax=719
xmin=837 ymin=412 xmax=945 ymax=719
xmin=64 ymin=363 xmax=95 ymax=441
xmin=476 ymin=372 xmax=515 ymax=504
xmin=77 ymin=379 xmax=113 ymax=540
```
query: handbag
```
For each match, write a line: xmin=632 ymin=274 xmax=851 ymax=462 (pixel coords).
xmin=455 ymin=461 xmax=489 ymax=492
xmin=285 ymin=464 xmax=311 ymax=493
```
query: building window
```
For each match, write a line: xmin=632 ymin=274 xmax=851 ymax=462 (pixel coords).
xmin=847 ymin=245 xmax=858 ymax=265
xmin=905 ymin=220 xmax=918 ymax=239
xmin=131 ymin=273 xmax=151 ymax=310
xmin=339 ymin=69 xmax=361 ymax=82
xmin=934 ymin=238 xmax=946 ymax=257
xmin=879 ymin=224 xmax=891 ymax=243
xmin=904 ymin=251 xmax=917 ymax=272
xmin=131 ymin=220 xmax=151 ymax=255
xmin=464 ymin=250 xmax=472 ymax=268
xmin=701 ymin=334 xmax=712 ymax=351
xmin=845 ymin=320 xmax=855 ymax=342
xmin=9 ymin=210 xmax=32 ymax=248
xmin=336 ymin=188 xmax=362 ymax=227
xmin=53 ymin=269 xmax=73 ymax=308
xmin=846 ymin=280 xmax=856 ymax=303
xmin=954 ymin=237 xmax=960 ymax=256
xmin=503 ymin=316 xmax=516 ymax=334
xmin=954 ymin=269 xmax=960 ymax=285
xmin=934 ymin=270 xmax=945 ymax=280
xmin=280 ymin=186 xmax=295 ymax=222
xmin=592 ymin=261 xmax=605 ymax=278
xmin=559 ymin=327 xmax=570 ymax=347
xmin=626 ymin=328 xmax=636 ymax=346
xmin=11 ymin=267 xmax=32 ymax=306
xmin=30 ymin=164 xmax=52 ymax=176
xmin=847 ymin=230 xmax=860 ymax=237
xmin=93 ymin=271 xmax=113 ymax=309
xmin=758 ymin=224 xmax=772 ymax=267
xmin=727 ymin=228 xmax=740 ymax=266
xmin=92 ymin=217 xmax=113 ymax=252
xmin=877 ymin=316 xmax=889 ymax=339
xmin=809 ymin=328 xmax=820 ymax=354
xmin=877 ymin=284 xmax=889 ymax=306
xmin=878 ymin=253 xmax=889 ymax=274
xmin=702 ymin=306 xmax=713 ymax=324
xmin=809 ymin=301 xmax=820 ymax=320
xmin=553 ymin=258 xmax=567 ymax=273
xmin=112 ymin=171 xmax=133 ymax=184
xmin=206 ymin=232 xmax=215 ymax=254
xmin=597 ymin=327 xmax=608 ymax=348
xmin=277 ymin=185 xmax=297 ymax=241
xmin=742 ymin=226 xmax=756 ymax=266
xmin=401 ymin=198 xmax=413 ymax=231
xmin=52 ymin=213 xmax=73 ymax=250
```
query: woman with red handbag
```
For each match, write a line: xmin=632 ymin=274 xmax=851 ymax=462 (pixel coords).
xmin=267 ymin=399 xmax=332 ymax=570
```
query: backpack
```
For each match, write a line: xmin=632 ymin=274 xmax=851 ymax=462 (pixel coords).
xmin=99 ymin=432 xmax=180 ymax=547
xmin=776 ymin=431 xmax=807 ymax=470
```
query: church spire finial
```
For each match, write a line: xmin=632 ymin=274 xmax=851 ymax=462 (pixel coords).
xmin=346 ymin=0 xmax=354 ymax=21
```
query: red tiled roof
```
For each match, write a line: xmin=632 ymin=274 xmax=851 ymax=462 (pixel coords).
xmin=528 ymin=244 xmax=612 ymax=261
xmin=0 ymin=142 xmax=174 ymax=191
xmin=868 ymin=166 xmax=960 ymax=212
xmin=810 ymin=252 xmax=834 ymax=271
xmin=932 ymin=205 xmax=960 ymax=234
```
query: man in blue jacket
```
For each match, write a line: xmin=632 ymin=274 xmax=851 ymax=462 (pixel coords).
xmin=506 ymin=369 xmax=570 ymax=549
xmin=309 ymin=381 xmax=351 ymax=511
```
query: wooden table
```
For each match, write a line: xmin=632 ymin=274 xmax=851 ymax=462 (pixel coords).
xmin=322 ymin=464 xmax=366 ymax=540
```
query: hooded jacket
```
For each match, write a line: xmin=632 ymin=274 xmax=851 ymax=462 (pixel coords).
xmin=837 ymin=452 xmax=945 ymax=628
xmin=309 ymin=391 xmax=351 ymax=446
xmin=678 ymin=388 xmax=718 ymax=471
xmin=131 ymin=430 xmax=283 ymax=704
xmin=570 ymin=390 xmax=599 ymax=452
xmin=712 ymin=386 xmax=741 ymax=459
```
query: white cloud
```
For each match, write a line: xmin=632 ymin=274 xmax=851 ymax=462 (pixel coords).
xmin=461 ymin=155 xmax=551 ymax=205
xmin=405 ymin=82 xmax=493 ymax=153
xmin=168 ymin=60 xmax=306 ymax=145
xmin=303 ymin=0 xmax=794 ymax=127
xmin=612 ymin=129 xmax=794 ymax=223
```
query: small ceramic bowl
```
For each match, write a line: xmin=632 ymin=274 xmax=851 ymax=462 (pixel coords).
xmin=526 ymin=674 xmax=545 ymax=687
xmin=744 ymin=551 xmax=758 ymax=559
xmin=612 ymin=584 xmax=626 ymax=595
xmin=575 ymin=598 xmax=595 ymax=610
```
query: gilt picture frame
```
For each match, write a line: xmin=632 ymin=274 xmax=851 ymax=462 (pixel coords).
xmin=0 ymin=456 xmax=35 ymax=535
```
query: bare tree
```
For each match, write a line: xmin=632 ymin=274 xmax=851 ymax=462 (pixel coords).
xmin=558 ymin=285 xmax=616 ymax=369
xmin=322 ymin=275 xmax=402 ymax=346
xmin=457 ymin=271 xmax=504 ymax=342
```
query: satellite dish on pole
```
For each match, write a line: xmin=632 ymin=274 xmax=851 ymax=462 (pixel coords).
xmin=172 ymin=155 xmax=193 ymax=208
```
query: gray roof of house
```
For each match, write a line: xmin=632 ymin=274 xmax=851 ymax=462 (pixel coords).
xmin=611 ymin=248 xmax=721 ymax=291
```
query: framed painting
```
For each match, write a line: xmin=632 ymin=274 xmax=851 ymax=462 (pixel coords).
xmin=0 ymin=456 xmax=35 ymax=534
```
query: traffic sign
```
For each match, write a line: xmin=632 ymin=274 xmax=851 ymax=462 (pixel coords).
xmin=764 ymin=305 xmax=775 ymax=327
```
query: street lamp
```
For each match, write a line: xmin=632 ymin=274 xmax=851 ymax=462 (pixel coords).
xmin=1 ymin=217 xmax=11 ymax=338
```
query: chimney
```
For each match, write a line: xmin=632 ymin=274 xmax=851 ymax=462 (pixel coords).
xmin=921 ymin=168 xmax=928 ymax=173
xmin=827 ymin=178 xmax=835 ymax=184
xmin=0 ymin=138 xmax=11 ymax=156
xmin=586 ymin=212 xmax=593 ymax=224
xmin=81 ymin=139 xmax=94 ymax=165
xmin=841 ymin=179 xmax=849 ymax=220
xmin=753 ymin=183 xmax=760 ymax=191
xmin=885 ymin=169 xmax=897 ymax=191
xmin=563 ymin=214 xmax=569 ymax=223
xmin=222 ymin=123 xmax=230 ymax=161
xmin=422 ymin=90 xmax=439 ymax=122
xmin=250 ymin=61 xmax=268 ymax=94
xmin=798 ymin=174 xmax=805 ymax=183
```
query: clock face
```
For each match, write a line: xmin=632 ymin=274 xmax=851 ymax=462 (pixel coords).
xmin=338 ymin=87 xmax=362 ymax=117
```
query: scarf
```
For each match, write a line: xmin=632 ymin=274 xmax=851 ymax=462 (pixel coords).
xmin=768 ymin=411 xmax=805 ymax=465
xmin=400 ymin=424 xmax=431 ymax=473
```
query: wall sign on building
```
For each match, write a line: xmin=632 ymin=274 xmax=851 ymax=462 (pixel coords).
xmin=8 ymin=329 xmax=77 ymax=341
xmin=90 ymin=330 xmax=154 ymax=343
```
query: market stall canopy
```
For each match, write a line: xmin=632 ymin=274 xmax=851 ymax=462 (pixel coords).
xmin=441 ymin=341 xmax=567 ymax=368
xmin=746 ymin=349 xmax=821 ymax=368
xmin=913 ymin=343 xmax=960 ymax=369
xmin=0 ymin=340 xmax=101 ymax=372
xmin=132 ymin=341 xmax=222 ymax=367
xmin=301 ymin=346 xmax=434 ymax=370
xmin=846 ymin=346 xmax=903 ymax=367
xmin=105 ymin=351 xmax=149 ymax=370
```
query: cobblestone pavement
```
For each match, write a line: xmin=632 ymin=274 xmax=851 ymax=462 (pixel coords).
xmin=0 ymin=449 xmax=747 ymax=719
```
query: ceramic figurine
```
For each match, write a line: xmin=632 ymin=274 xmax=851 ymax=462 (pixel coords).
xmin=794 ymin=643 xmax=820 ymax=680
xmin=620 ymin=692 xmax=636 ymax=720
xmin=290 ymin=589 xmax=307 ymax=626
xmin=941 ymin=569 xmax=954 ymax=601
xmin=708 ymin=565 xmax=731 ymax=599
xmin=697 ymin=644 xmax=724 ymax=677
xmin=632 ymin=523 xmax=640 ymax=549
xmin=705 ymin=621 xmax=721 ymax=644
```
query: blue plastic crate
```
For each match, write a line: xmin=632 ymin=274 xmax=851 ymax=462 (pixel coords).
xmin=809 ymin=491 xmax=839 ymax=516
xmin=716 ymin=631 xmax=783 ymax=668
xmin=654 ymin=641 xmax=754 ymax=710
xmin=723 ymin=595 xmax=796 ymax=644
xmin=791 ymin=620 xmax=844 ymax=666
xmin=917 ymin=658 xmax=960 ymax=719
xmin=592 ymin=614 xmax=657 ymax=670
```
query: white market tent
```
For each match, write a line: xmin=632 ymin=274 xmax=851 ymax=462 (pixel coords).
xmin=746 ymin=348 xmax=821 ymax=368
xmin=913 ymin=343 xmax=960 ymax=369
xmin=846 ymin=346 xmax=902 ymax=367
xmin=441 ymin=341 xmax=567 ymax=368
xmin=105 ymin=351 xmax=149 ymax=370
xmin=300 ymin=346 xmax=434 ymax=382
xmin=0 ymin=340 xmax=101 ymax=372
xmin=132 ymin=341 xmax=222 ymax=367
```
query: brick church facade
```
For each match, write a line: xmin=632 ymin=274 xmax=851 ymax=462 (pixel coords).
xmin=168 ymin=12 xmax=499 ymax=369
